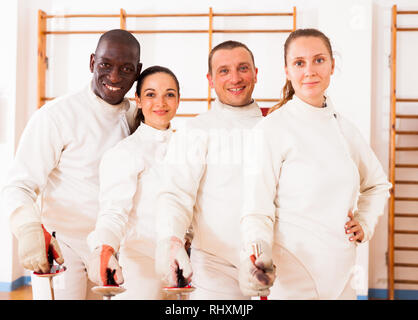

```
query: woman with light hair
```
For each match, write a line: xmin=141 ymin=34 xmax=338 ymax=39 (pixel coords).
xmin=239 ymin=29 xmax=391 ymax=300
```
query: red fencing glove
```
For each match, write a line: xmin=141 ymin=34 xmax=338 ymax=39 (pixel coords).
xmin=87 ymin=245 xmax=124 ymax=286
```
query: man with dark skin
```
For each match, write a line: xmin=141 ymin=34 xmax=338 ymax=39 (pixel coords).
xmin=90 ymin=30 xmax=141 ymax=105
xmin=2 ymin=29 xmax=142 ymax=300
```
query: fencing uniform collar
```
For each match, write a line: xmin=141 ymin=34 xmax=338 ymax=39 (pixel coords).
xmin=289 ymin=95 xmax=336 ymax=119
xmin=87 ymin=82 xmax=130 ymax=116
xmin=134 ymin=122 xmax=173 ymax=142
xmin=213 ymin=98 xmax=262 ymax=119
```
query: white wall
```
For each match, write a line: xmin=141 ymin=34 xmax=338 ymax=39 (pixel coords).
xmin=2 ymin=0 xmax=416 ymax=297
xmin=318 ymin=0 xmax=373 ymax=298
xmin=0 ymin=1 xmax=18 ymax=288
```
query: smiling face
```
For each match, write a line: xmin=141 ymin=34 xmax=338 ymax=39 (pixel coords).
xmin=135 ymin=72 xmax=179 ymax=130
xmin=90 ymin=39 xmax=141 ymax=105
xmin=285 ymin=36 xmax=335 ymax=107
xmin=207 ymin=47 xmax=258 ymax=107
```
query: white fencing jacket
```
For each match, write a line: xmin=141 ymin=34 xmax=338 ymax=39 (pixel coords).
xmin=241 ymin=95 xmax=391 ymax=299
xmin=87 ymin=123 xmax=173 ymax=258
xmin=2 ymin=84 xmax=132 ymax=260
xmin=156 ymin=99 xmax=263 ymax=267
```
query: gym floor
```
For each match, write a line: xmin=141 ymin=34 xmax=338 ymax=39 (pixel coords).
xmin=0 ymin=285 xmax=32 ymax=300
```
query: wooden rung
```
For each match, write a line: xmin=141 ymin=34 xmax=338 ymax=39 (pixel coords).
xmin=256 ymin=99 xmax=279 ymax=102
xmin=397 ymin=28 xmax=418 ymax=32
xmin=45 ymin=31 xmax=108 ymax=35
xmin=395 ymin=246 xmax=418 ymax=251
xmin=213 ymin=12 xmax=293 ymax=17
xmin=396 ymin=98 xmax=418 ymax=102
xmin=395 ymin=131 xmax=418 ymax=135
xmin=395 ymin=164 xmax=418 ymax=168
xmin=180 ymin=98 xmax=214 ymax=102
xmin=395 ymin=197 xmax=418 ymax=201
xmin=213 ymin=29 xmax=293 ymax=33
xmin=395 ymin=213 xmax=418 ymax=218
xmin=45 ymin=12 xmax=295 ymax=19
xmin=396 ymin=147 xmax=418 ymax=151
xmin=395 ymin=180 xmax=418 ymax=185
xmin=130 ymin=30 xmax=208 ymax=34
xmin=127 ymin=12 xmax=294 ymax=18
xmin=394 ymin=263 xmax=418 ymax=268
xmin=128 ymin=13 xmax=209 ymax=18
xmin=175 ymin=114 xmax=197 ymax=117
xmin=397 ymin=10 xmax=418 ymax=14
xmin=396 ymin=114 xmax=418 ymax=119
xmin=394 ymin=230 xmax=418 ymax=234
xmin=132 ymin=29 xmax=294 ymax=34
xmin=46 ymin=30 xmax=210 ymax=34
xmin=46 ymin=14 xmax=119 ymax=19
xmin=44 ymin=29 xmax=291 ymax=35
xmin=394 ymin=279 xmax=418 ymax=285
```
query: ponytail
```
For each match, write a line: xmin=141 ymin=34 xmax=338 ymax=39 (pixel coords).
xmin=268 ymin=79 xmax=295 ymax=115
xmin=133 ymin=108 xmax=145 ymax=131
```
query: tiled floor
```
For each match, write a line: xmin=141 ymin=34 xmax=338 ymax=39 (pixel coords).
xmin=0 ymin=285 xmax=32 ymax=300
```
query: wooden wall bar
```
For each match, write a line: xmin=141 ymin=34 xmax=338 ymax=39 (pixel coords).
xmin=37 ymin=10 xmax=47 ymax=109
xmin=388 ymin=4 xmax=397 ymax=301
xmin=38 ymin=7 xmax=297 ymax=114
xmin=388 ymin=5 xmax=418 ymax=300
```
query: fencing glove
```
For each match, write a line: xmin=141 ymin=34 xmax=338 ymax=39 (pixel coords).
xmin=155 ymin=236 xmax=193 ymax=287
xmin=10 ymin=205 xmax=64 ymax=274
xmin=239 ymin=240 xmax=276 ymax=297
xmin=87 ymin=244 xmax=124 ymax=286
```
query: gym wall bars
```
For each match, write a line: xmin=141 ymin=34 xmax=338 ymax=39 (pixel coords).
xmin=37 ymin=7 xmax=297 ymax=117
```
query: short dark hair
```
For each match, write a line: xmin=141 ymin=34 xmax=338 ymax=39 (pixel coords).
xmin=133 ymin=65 xmax=180 ymax=130
xmin=208 ymin=40 xmax=255 ymax=75
xmin=96 ymin=29 xmax=141 ymax=61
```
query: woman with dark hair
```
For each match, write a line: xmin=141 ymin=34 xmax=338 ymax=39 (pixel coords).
xmin=86 ymin=66 xmax=180 ymax=299
xmin=238 ymin=29 xmax=391 ymax=299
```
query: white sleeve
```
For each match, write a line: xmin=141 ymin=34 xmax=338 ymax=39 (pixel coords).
xmin=240 ymin=123 xmax=281 ymax=248
xmin=1 ymin=109 xmax=64 ymax=225
xmin=156 ymin=127 xmax=208 ymax=242
xmin=344 ymin=121 xmax=391 ymax=243
xmin=87 ymin=144 xmax=143 ymax=252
